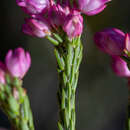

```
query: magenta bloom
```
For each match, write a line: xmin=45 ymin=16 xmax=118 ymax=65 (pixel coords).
xmin=111 ymin=56 xmax=130 ymax=77
xmin=16 ymin=0 xmax=50 ymax=14
xmin=5 ymin=48 xmax=31 ymax=79
xmin=0 ymin=62 xmax=6 ymax=84
xmin=22 ymin=18 xmax=51 ymax=37
xmin=48 ymin=4 xmax=67 ymax=28
xmin=94 ymin=28 xmax=125 ymax=56
xmin=63 ymin=10 xmax=83 ymax=39
xmin=78 ymin=0 xmax=111 ymax=16
xmin=125 ymin=33 xmax=130 ymax=53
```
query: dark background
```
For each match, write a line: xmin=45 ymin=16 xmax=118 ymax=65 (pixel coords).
xmin=0 ymin=0 xmax=130 ymax=130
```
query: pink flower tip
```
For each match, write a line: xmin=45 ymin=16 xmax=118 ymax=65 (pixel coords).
xmin=63 ymin=10 xmax=83 ymax=39
xmin=0 ymin=62 xmax=6 ymax=84
xmin=94 ymin=28 xmax=125 ymax=56
xmin=111 ymin=56 xmax=130 ymax=77
xmin=48 ymin=4 xmax=67 ymax=28
xmin=22 ymin=18 xmax=51 ymax=38
xmin=125 ymin=33 xmax=130 ymax=53
xmin=78 ymin=0 xmax=111 ymax=16
xmin=16 ymin=0 xmax=50 ymax=14
xmin=5 ymin=47 xmax=31 ymax=79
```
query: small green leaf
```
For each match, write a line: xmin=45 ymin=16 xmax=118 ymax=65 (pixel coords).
xmin=63 ymin=72 xmax=68 ymax=85
xmin=8 ymin=96 xmax=19 ymax=115
xmin=46 ymin=36 xmax=59 ymax=46
xmin=5 ymin=74 xmax=11 ymax=85
xmin=58 ymin=122 xmax=63 ymax=130
xmin=5 ymin=85 xmax=12 ymax=96
xmin=66 ymin=44 xmax=73 ymax=77
xmin=23 ymin=96 xmax=30 ymax=121
xmin=20 ymin=120 xmax=29 ymax=130
xmin=54 ymin=48 xmax=65 ymax=70
xmin=72 ymin=72 xmax=79 ymax=90
xmin=53 ymin=33 xmax=63 ymax=43
xmin=64 ymin=109 xmax=69 ymax=128
xmin=0 ymin=92 xmax=5 ymax=101
xmin=61 ymin=89 xmax=66 ymax=109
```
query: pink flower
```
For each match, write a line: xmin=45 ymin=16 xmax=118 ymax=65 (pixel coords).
xmin=63 ymin=10 xmax=83 ymax=39
xmin=48 ymin=4 xmax=67 ymax=28
xmin=0 ymin=62 xmax=6 ymax=84
xmin=22 ymin=18 xmax=51 ymax=37
xmin=94 ymin=28 xmax=125 ymax=56
xmin=5 ymin=48 xmax=31 ymax=79
xmin=111 ymin=56 xmax=130 ymax=77
xmin=78 ymin=0 xmax=111 ymax=16
xmin=125 ymin=33 xmax=130 ymax=53
xmin=16 ymin=0 xmax=50 ymax=14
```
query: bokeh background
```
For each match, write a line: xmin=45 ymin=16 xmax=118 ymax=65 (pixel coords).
xmin=0 ymin=0 xmax=130 ymax=129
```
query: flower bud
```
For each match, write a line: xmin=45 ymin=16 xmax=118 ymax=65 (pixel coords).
xmin=78 ymin=0 xmax=111 ymax=16
xmin=16 ymin=0 xmax=50 ymax=14
xmin=63 ymin=10 xmax=83 ymax=39
xmin=5 ymin=48 xmax=31 ymax=79
xmin=111 ymin=56 xmax=130 ymax=77
xmin=22 ymin=18 xmax=51 ymax=37
xmin=94 ymin=28 xmax=125 ymax=56
xmin=125 ymin=33 xmax=130 ymax=54
xmin=48 ymin=4 xmax=67 ymax=28
xmin=0 ymin=62 xmax=6 ymax=84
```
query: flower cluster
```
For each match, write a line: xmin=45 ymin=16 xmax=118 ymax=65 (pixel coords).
xmin=94 ymin=28 xmax=130 ymax=77
xmin=17 ymin=0 xmax=110 ymax=39
xmin=0 ymin=48 xmax=31 ymax=84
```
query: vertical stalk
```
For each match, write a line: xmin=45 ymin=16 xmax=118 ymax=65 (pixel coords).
xmin=54 ymin=37 xmax=83 ymax=130
xmin=0 ymin=77 xmax=35 ymax=130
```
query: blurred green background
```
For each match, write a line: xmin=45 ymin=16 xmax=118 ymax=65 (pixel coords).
xmin=0 ymin=0 xmax=130 ymax=129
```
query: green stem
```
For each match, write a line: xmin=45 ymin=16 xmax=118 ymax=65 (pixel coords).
xmin=128 ymin=118 xmax=130 ymax=130
xmin=0 ymin=77 xmax=35 ymax=130
xmin=54 ymin=37 xmax=83 ymax=130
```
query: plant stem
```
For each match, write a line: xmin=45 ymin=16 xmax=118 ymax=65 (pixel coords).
xmin=0 ymin=77 xmax=35 ymax=130
xmin=128 ymin=118 xmax=130 ymax=130
xmin=54 ymin=37 xmax=83 ymax=130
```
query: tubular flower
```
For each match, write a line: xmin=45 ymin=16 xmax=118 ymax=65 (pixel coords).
xmin=78 ymin=0 xmax=111 ymax=16
xmin=16 ymin=0 xmax=50 ymax=14
xmin=5 ymin=48 xmax=31 ymax=79
xmin=0 ymin=62 xmax=6 ymax=84
xmin=94 ymin=28 xmax=125 ymax=56
xmin=111 ymin=56 xmax=130 ymax=77
xmin=125 ymin=33 xmax=130 ymax=54
xmin=63 ymin=10 xmax=83 ymax=39
xmin=48 ymin=4 xmax=67 ymax=28
xmin=22 ymin=18 xmax=51 ymax=37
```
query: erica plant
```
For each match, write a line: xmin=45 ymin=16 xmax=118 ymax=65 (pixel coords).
xmin=15 ymin=0 xmax=111 ymax=130
xmin=94 ymin=28 xmax=130 ymax=130
xmin=0 ymin=48 xmax=34 ymax=130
